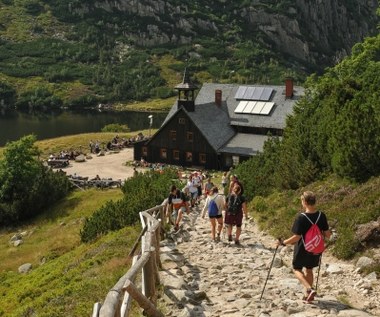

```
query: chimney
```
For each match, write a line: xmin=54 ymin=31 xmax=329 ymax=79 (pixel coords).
xmin=215 ymin=89 xmax=222 ymax=106
xmin=285 ymin=77 xmax=294 ymax=99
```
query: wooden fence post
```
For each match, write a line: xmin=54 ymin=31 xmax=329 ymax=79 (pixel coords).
xmin=155 ymin=219 xmax=162 ymax=270
xmin=123 ymin=280 xmax=164 ymax=317
xmin=120 ymin=255 xmax=138 ymax=317
xmin=142 ymin=233 xmax=155 ymax=301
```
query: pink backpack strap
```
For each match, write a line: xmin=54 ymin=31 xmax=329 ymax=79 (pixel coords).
xmin=302 ymin=211 xmax=321 ymax=225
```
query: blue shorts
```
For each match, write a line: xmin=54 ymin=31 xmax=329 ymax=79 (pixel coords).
xmin=190 ymin=192 xmax=198 ymax=199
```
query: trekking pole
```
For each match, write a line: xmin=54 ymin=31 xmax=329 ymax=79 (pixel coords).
xmin=314 ymin=253 xmax=322 ymax=292
xmin=260 ymin=238 xmax=280 ymax=300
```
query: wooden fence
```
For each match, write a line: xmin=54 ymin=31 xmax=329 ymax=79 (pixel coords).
xmin=92 ymin=203 xmax=167 ymax=317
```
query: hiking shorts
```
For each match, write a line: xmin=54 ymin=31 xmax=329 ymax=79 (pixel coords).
xmin=293 ymin=252 xmax=321 ymax=270
xmin=190 ymin=191 xmax=198 ymax=200
xmin=224 ymin=211 xmax=243 ymax=227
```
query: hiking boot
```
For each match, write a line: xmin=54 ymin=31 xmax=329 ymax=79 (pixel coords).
xmin=215 ymin=234 xmax=220 ymax=242
xmin=234 ymin=240 xmax=240 ymax=245
xmin=305 ymin=288 xmax=316 ymax=302
xmin=228 ymin=235 xmax=233 ymax=242
xmin=174 ymin=224 xmax=179 ymax=231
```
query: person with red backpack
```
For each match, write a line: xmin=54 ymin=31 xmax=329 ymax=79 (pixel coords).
xmin=276 ymin=191 xmax=331 ymax=303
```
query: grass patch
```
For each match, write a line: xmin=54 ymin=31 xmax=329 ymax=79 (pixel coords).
xmin=115 ymin=97 xmax=175 ymax=112
xmin=0 ymin=187 xmax=142 ymax=316
xmin=34 ymin=130 xmax=156 ymax=158
xmin=249 ymin=174 xmax=380 ymax=259
xmin=0 ymin=189 xmax=123 ymax=272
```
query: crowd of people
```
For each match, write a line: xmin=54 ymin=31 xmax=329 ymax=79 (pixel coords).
xmin=166 ymin=170 xmax=248 ymax=244
xmin=165 ymin=170 xmax=331 ymax=304
xmin=90 ymin=133 xmax=146 ymax=154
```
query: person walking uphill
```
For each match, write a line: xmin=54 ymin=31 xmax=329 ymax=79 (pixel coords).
xmin=167 ymin=185 xmax=189 ymax=231
xmin=201 ymin=186 xmax=225 ymax=242
xmin=225 ymin=184 xmax=247 ymax=245
xmin=276 ymin=191 xmax=331 ymax=303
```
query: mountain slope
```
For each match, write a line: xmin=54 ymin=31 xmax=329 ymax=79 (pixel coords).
xmin=0 ymin=0 xmax=378 ymax=108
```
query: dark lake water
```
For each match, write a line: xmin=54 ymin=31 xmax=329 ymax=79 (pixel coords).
xmin=0 ymin=109 xmax=167 ymax=146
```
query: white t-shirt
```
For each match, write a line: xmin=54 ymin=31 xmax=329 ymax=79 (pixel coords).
xmin=202 ymin=193 xmax=225 ymax=217
xmin=187 ymin=180 xmax=198 ymax=193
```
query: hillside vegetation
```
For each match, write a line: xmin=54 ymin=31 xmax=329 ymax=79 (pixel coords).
xmin=0 ymin=189 xmax=143 ymax=317
xmin=0 ymin=0 xmax=378 ymax=110
xmin=234 ymin=32 xmax=380 ymax=261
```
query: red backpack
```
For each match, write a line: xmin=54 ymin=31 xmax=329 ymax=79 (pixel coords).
xmin=301 ymin=212 xmax=325 ymax=254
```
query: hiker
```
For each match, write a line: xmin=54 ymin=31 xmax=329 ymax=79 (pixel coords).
xmin=186 ymin=175 xmax=198 ymax=207
xmin=225 ymin=183 xmax=247 ymax=245
xmin=167 ymin=185 xmax=188 ymax=231
xmin=201 ymin=186 xmax=225 ymax=242
xmin=193 ymin=172 xmax=203 ymax=203
xmin=221 ymin=172 xmax=228 ymax=188
xmin=182 ymin=186 xmax=192 ymax=214
xmin=203 ymin=177 xmax=213 ymax=196
xmin=276 ymin=191 xmax=331 ymax=303
xmin=228 ymin=174 xmax=244 ymax=195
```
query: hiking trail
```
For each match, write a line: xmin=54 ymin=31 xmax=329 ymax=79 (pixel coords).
xmin=158 ymin=202 xmax=380 ymax=317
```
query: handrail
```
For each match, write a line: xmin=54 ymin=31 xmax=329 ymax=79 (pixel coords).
xmin=93 ymin=201 xmax=167 ymax=317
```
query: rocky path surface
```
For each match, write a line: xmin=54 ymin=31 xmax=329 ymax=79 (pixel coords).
xmin=159 ymin=202 xmax=380 ymax=317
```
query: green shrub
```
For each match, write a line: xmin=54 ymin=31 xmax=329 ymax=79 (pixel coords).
xmin=332 ymin=226 xmax=361 ymax=259
xmin=15 ymin=88 xmax=63 ymax=111
xmin=23 ymin=0 xmax=43 ymax=15
xmin=0 ymin=81 xmax=16 ymax=107
xmin=101 ymin=123 xmax=130 ymax=133
xmin=80 ymin=169 xmax=179 ymax=242
xmin=0 ymin=136 xmax=71 ymax=225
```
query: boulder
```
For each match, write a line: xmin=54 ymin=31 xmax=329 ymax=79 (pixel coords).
xmin=18 ymin=263 xmax=32 ymax=274
xmin=356 ymin=221 xmax=380 ymax=243
xmin=75 ymin=154 xmax=86 ymax=162
xmin=14 ymin=240 xmax=23 ymax=247
xmin=356 ymin=256 xmax=375 ymax=270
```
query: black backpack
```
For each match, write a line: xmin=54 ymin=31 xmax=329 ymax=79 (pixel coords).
xmin=228 ymin=195 xmax=242 ymax=215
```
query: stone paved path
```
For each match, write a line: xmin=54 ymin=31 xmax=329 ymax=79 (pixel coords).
xmin=159 ymin=202 xmax=380 ymax=317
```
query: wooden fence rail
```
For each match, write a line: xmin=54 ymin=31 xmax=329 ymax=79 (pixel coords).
xmin=92 ymin=202 xmax=167 ymax=317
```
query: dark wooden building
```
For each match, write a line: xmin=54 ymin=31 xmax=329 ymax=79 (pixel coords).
xmin=134 ymin=71 xmax=304 ymax=170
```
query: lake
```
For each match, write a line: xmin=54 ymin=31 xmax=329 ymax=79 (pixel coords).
xmin=0 ymin=109 xmax=167 ymax=146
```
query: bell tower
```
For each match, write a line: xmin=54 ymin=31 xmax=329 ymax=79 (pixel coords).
xmin=174 ymin=68 xmax=198 ymax=112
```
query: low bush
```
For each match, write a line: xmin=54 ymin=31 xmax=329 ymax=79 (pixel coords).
xmin=249 ymin=175 xmax=380 ymax=260
xmin=101 ymin=123 xmax=130 ymax=133
xmin=80 ymin=169 xmax=180 ymax=242
xmin=0 ymin=135 xmax=71 ymax=225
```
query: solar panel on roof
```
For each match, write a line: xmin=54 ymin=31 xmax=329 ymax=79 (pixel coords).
xmin=244 ymin=101 xmax=256 ymax=113
xmin=251 ymin=101 xmax=265 ymax=114
xmin=234 ymin=86 xmax=247 ymax=99
xmin=234 ymin=100 xmax=248 ymax=113
xmin=260 ymin=88 xmax=273 ymax=101
xmin=234 ymin=100 xmax=275 ymax=115
xmin=235 ymin=86 xmax=273 ymax=101
xmin=252 ymin=87 xmax=264 ymax=100
xmin=260 ymin=102 xmax=275 ymax=115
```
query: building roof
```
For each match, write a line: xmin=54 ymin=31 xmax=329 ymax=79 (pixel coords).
xmin=219 ymin=133 xmax=274 ymax=156
xmin=200 ymin=83 xmax=304 ymax=130
xmin=163 ymin=100 xmax=235 ymax=152
xmin=163 ymin=81 xmax=304 ymax=154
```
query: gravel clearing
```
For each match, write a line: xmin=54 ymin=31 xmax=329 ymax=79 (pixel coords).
xmin=63 ymin=148 xmax=142 ymax=181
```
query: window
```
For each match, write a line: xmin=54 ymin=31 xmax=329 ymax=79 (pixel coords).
xmin=141 ymin=146 xmax=148 ymax=156
xmin=199 ymin=153 xmax=206 ymax=164
xmin=173 ymin=150 xmax=180 ymax=160
xmin=186 ymin=152 xmax=192 ymax=162
xmin=187 ymin=132 xmax=193 ymax=142
xmin=169 ymin=130 xmax=177 ymax=141
xmin=232 ymin=155 xmax=240 ymax=166
xmin=160 ymin=148 xmax=167 ymax=159
xmin=179 ymin=118 xmax=186 ymax=125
